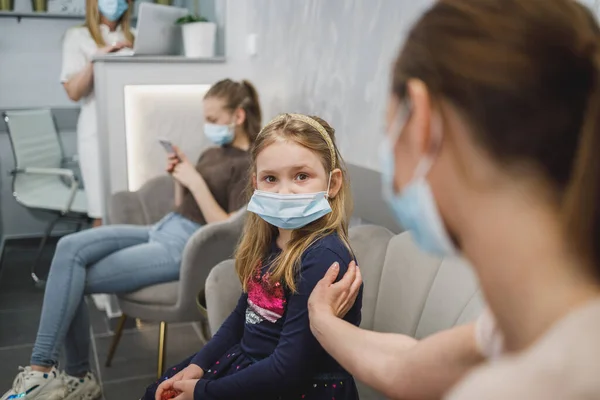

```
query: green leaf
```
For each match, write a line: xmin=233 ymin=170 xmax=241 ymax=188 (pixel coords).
xmin=175 ymin=14 xmax=209 ymax=24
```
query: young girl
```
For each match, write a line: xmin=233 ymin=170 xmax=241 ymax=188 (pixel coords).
xmin=147 ymin=114 xmax=363 ymax=400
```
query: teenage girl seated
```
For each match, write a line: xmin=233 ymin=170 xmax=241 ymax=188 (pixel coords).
xmin=144 ymin=113 xmax=364 ymax=400
xmin=1 ymin=78 xmax=261 ymax=400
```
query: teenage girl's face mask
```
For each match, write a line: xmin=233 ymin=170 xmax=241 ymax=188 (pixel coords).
xmin=380 ymin=101 xmax=457 ymax=256
xmin=98 ymin=0 xmax=129 ymax=22
xmin=204 ymin=121 xmax=235 ymax=145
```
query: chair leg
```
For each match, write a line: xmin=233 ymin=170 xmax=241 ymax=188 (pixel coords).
xmin=105 ymin=314 xmax=128 ymax=367
xmin=157 ymin=322 xmax=168 ymax=378
xmin=31 ymin=215 xmax=61 ymax=287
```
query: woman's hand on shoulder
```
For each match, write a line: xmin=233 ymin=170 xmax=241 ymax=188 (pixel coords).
xmin=308 ymin=260 xmax=362 ymax=320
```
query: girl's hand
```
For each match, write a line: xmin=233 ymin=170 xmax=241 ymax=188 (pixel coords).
xmin=155 ymin=365 xmax=204 ymax=400
xmin=170 ymin=144 xmax=202 ymax=189
xmin=172 ymin=379 xmax=200 ymax=400
xmin=166 ymin=153 xmax=180 ymax=174
xmin=308 ymin=261 xmax=362 ymax=319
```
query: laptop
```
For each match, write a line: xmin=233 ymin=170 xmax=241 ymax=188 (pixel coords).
xmin=111 ymin=3 xmax=188 ymax=56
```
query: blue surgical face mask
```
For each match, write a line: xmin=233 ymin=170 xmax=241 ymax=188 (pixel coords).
xmin=98 ymin=0 xmax=129 ymax=22
xmin=247 ymin=179 xmax=332 ymax=230
xmin=204 ymin=123 xmax=235 ymax=146
xmin=381 ymin=106 xmax=457 ymax=256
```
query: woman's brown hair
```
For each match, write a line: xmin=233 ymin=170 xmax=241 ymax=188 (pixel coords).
xmin=204 ymin=79 xmax=262 ymax=143
xmin=85 ymin=0 xmax=135 ymax=46
xmin=235 ymin=114 xmax=353 ymax=292
xmin=394 ymin=0 xmax=600 ymax=275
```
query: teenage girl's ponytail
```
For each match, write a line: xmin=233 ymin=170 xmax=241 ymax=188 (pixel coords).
xmin=240 ymin=80 xmax=263 ymax=143
xmin=563 ymin=52 xmax=600 ymax=277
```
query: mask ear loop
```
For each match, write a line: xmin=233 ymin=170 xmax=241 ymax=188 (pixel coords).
xmin=325 ymin=171 xmax=333 ymax=199
xmin=411 ymin=111 xmax=443 ymax=181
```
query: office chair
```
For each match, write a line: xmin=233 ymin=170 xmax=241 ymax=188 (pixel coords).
xmin=3 ymin=109 xmax=91 ymax=287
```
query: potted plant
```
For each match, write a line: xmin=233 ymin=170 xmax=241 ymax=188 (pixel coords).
xmin=0 ymin=0 xmax=14 ymax=11
xmin=31 ymin=0 xmax=48 ymax=12
xmin=176 ymin=0 xmax=216 ymax=58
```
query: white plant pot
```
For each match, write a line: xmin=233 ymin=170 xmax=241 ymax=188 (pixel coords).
xmin=181 ymin=22 xmax=217 ymax=58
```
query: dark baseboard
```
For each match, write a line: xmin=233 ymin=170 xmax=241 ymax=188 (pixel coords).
xmin=3 ymin=235 xmax=62 ymax=247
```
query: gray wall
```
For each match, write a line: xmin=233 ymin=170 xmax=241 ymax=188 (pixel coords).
xmin=243 ymin=0 xmax=433 ymax=170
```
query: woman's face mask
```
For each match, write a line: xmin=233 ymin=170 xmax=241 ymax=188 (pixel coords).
xmin=380 ymin=101 xmax=457 ymax=256
xmin=98 ymin=0 xmax=129 ymax=22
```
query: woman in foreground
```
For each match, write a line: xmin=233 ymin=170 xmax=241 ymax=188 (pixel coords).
xmin=309 ymin=0 xmax=600 ymax=399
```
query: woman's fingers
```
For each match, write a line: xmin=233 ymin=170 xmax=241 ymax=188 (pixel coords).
xmin=334 ymin=263 xmax=362 ymax=318
xmin=349 ymin=264 xmax=362 ymax=297
xmin=321 ymin=262 xmax=340 ymax=285
xmin=339 ymin=261 xmax=357 ymax=286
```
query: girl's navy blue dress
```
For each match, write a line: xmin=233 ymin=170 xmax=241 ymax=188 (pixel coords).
xmin=143 ymin=233 xmax=363 ymax=400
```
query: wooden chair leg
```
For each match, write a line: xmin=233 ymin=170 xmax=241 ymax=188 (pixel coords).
xmin=105 ymin=314 xmax=128 ymax=367
xmin=157 ymin=321 xmax=168 ymax=378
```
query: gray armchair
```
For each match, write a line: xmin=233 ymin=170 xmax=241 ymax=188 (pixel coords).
xmin=104 ymin=175 xmax=247 ymax=378
xmin=203 ymin=227 xmax=483 ymax=399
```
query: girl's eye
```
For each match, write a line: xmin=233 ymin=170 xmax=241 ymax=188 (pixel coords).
xmin=296 ymin=173 xmax=309 ymax=181
xmin=264 ymin=175 xmax=276 ymax=183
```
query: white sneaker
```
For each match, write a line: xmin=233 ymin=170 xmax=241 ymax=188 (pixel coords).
xmin=1 ymin=366 xmax=66 ymax=400
xmin=62 ymin=372 xmax=101 ymax=400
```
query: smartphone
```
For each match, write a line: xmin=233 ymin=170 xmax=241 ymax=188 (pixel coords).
xmin=158 ymin=138 xmax=176 ymax=154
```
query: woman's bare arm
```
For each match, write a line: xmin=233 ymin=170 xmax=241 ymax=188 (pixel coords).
xmin=311 ymin=313 xmax=483 ymax=400
xmin=62 ymin=63 xmax=94 ymax=102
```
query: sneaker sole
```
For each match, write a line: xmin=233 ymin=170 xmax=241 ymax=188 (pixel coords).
xmin=63 ymin=385 xmax=102 ymax=400
xmin=28 ymin=387 xmax=67 ymax=400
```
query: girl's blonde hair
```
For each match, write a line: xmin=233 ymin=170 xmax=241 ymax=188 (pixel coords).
xmin=85 ymin=0 xmax=135 ymax=46
xmin=235 ymin=114 xmax=353 ymax=293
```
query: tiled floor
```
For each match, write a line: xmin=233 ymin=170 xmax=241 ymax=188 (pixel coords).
xmin=0 ymin=238 xmax=206 ymax=400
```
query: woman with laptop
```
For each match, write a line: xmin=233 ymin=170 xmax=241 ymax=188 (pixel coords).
xmin=1 ymin=78 xmax=262 ymax=400
xmin=61 ymin=0 xmax=135 ymax=227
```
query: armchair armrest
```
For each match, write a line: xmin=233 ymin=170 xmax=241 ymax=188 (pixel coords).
xmin=18 ymin=167 xmax=75 ymax=179
xmin=107 ymin=175 xmax=174 ymax=225
xmin=204 ymin=259 xmax=242 ymax=336
xmin=176 ymin=209 xmax=247 ymax=319
xmin=108 ymin=191 xmax=146 ymax=225
xmin=14 ymin=167 xmax=78 ymax=213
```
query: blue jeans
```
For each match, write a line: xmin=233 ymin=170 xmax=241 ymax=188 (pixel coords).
xmin=30 ymin=212 xmax=201 ymax=376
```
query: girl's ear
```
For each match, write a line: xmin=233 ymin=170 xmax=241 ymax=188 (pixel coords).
xmin=235 ymin=108 xmax=246 ymax=126
xmin=327 ymin=168 xmax=343 ymax=198
xmin=252 ymin=173 xmax=257 ymax=189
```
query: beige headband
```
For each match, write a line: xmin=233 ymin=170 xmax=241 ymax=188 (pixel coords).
xmin=258 ymin=113 xmax=337 ymax=170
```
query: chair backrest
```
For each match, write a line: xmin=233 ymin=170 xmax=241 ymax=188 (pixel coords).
xmin=346 ymin=163 xmax=403 ymax=234
xmin=350 ymin=226 xmax=483 ymax=337
xmin=3 ymin=109 xmax=63 ymax=170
